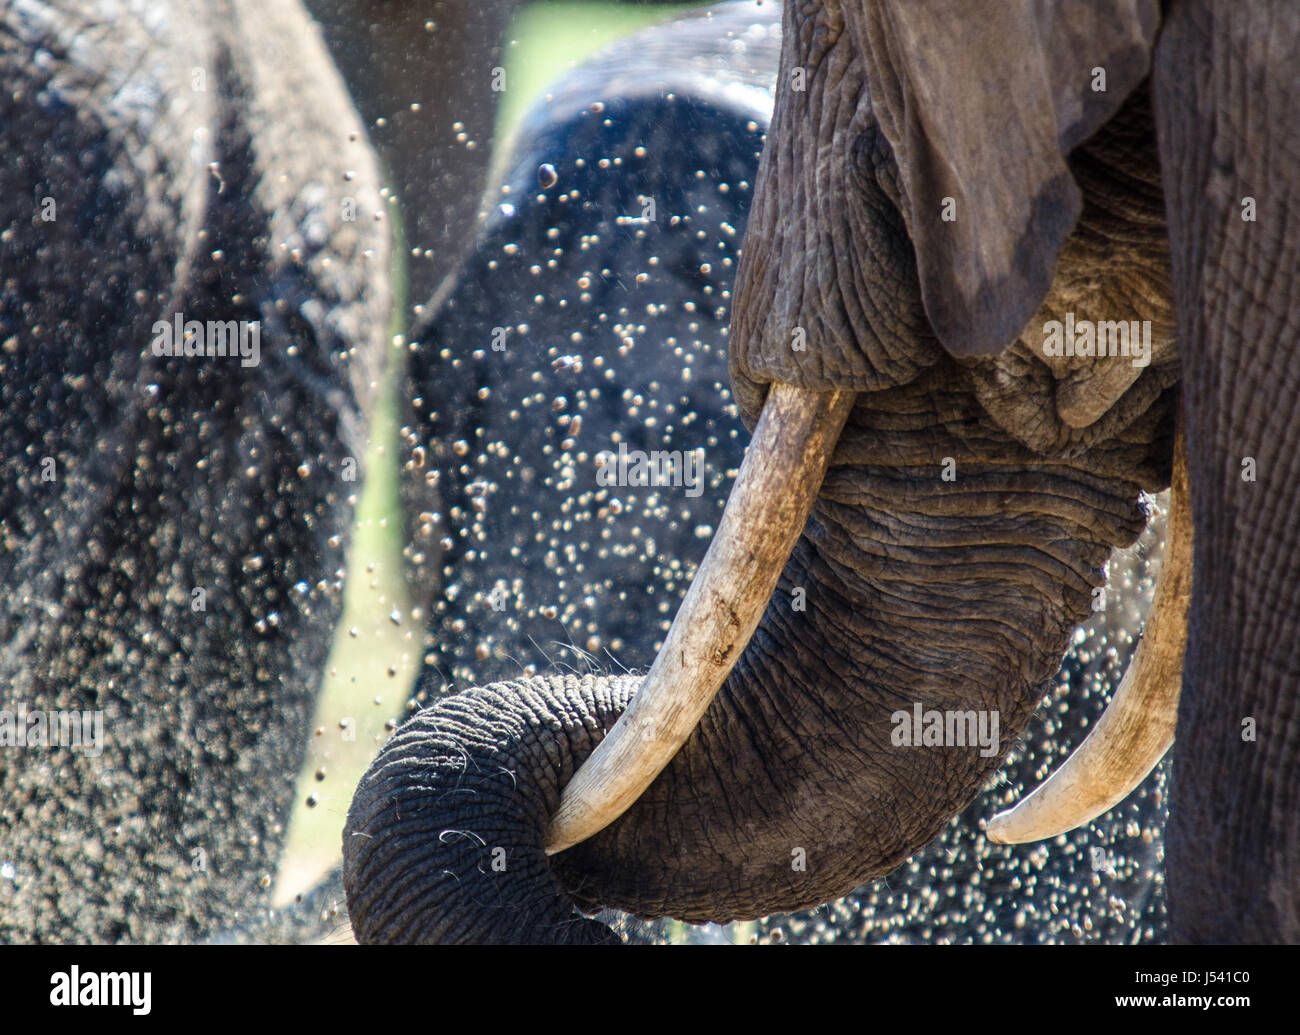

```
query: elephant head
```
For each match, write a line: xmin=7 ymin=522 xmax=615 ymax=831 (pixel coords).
xmin=343 ymin=0 xmax=1298 ymax=944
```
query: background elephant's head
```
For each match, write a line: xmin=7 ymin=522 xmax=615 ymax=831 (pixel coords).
xmin=342 ymin=0 xmax=1186 ymax=943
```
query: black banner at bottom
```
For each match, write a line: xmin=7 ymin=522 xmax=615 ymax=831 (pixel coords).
xmin=0 ymin=943 xmax=1291 ymax=1023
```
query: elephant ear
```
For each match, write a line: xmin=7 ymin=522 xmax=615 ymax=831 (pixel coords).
xmin=855 ymin=0 xmax=1159 ymax=356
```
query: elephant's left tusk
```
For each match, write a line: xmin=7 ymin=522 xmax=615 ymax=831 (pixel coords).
xmin=986 ymin=421 xmax=1192 ymax=845
xmin=545 ymin=383 xmax=856 ymax=855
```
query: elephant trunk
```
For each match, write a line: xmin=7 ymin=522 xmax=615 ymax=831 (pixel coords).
xmin=343 ymin=673 xmax=639 ymax=943
xmin=343 ymin=362 xmax=1168 ymax=943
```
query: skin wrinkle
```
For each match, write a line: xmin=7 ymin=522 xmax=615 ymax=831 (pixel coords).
xmin=837 ymin=503 xmax=1120 ymax=557
xmin=842 ymin=522 xmax=1127 ymax=585
xmin=710 ymin=651 xmax=819 ymax=897
xmin=968 ymin=84 xmax=1178 ymax=449
xmin=821 ymin=50 xmax=863 ymax=378
xmin=669 ymin=694 xmax=753 ymax=912
xmin=821 ymin=446 xmax=1132 ymax=542
xmin=732 ymin=628 xmax=816 ymax=793
xmin=379 ymin=840 xmax=470 ymax=941
xmin=848 ymin=121 xmax=937 ymax=379
xmin=346 ymin=782 xmax=454 ymax=923
xmin=824 ymin=484 xmax=1139 ymax=541
xmin=816 ymin=502 xmax=1113 ymax=588
xmin=733 ymin=0 xmax=937 ymax=408
xmin=826 ymin=541 xmax=1089 ymax=611
xmin=852 ymin=605 xmax=1034 ymax=670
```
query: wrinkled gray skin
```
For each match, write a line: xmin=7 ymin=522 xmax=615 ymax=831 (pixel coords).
xmin=0 ymin=0 xmax=389 ymax=941
xmin=395 ymin=1 xmax=1169 ymax=945
xmin=344 ymin=0 xmax=1299 ymax=944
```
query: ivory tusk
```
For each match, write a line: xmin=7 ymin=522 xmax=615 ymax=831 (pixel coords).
xmin=545 ymin=383 xmax=855 ymax=855
xmin=986 ymin=422 xmax=1192 ymax=845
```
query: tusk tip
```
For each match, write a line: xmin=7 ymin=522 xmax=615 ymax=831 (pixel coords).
xmin=983 ymin=814 xmax=1020 ymax=845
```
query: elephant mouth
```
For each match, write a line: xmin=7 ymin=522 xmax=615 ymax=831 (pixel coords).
xmin=547 ymin=387 xmax=1192 ymax=857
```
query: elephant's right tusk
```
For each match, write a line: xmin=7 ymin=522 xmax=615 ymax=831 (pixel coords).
xmin=986 ymin=421 xmax=1192 ymax=845
xmin=545 ymin=383 xmax=856 ymax=855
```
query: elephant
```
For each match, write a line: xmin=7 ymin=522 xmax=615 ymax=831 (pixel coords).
xmin=0 ymin=0 xmax=390 ymax=941
xmin=397 ymin=0 xmax=1171 ymax=946
xmin=303 ymin=0 xmax=699 ymax=615
xmin=342 ymin=0 xmax=1300 ymax=944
